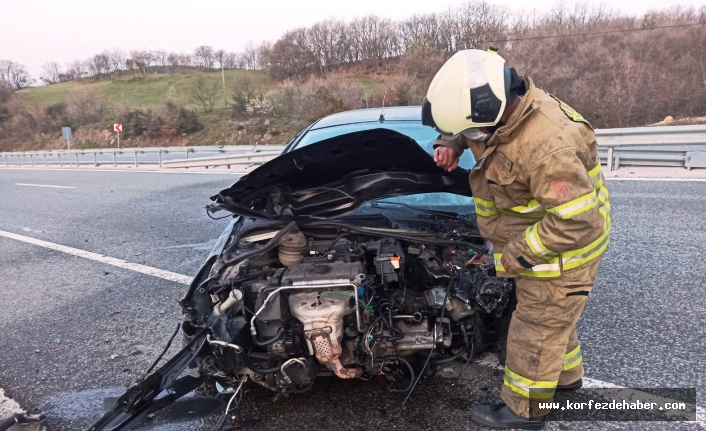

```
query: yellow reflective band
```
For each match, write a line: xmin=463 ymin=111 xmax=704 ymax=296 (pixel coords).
xmin=494 ymin=253 xmax=561 ymax=278
xmin=475 ymin=197 xmax=495 ymax=207
xmin=474 ymin=197 xmax=499 ymax=217
xmin=562 ymin=212 xmax=611 ymax=270
xmin=562 ymin=346 xmax=583 ymax=371
xmin=476 ymin=207 xmax=500 ymax=217
xmin=546 ymin=191 xmax=598 ymax=219
xmin=588 ymin=163 xmax=602 ymax=181
xmin=524 ymin=223 xmax=556 ymax=259
xmin=494 ymin=254 xmax=504 ymax=273
xmin=594 ymin=177 xmax=604 ymax=190
xmin=590 ymin=164 xmax=604 ymax=190
xmin=504 ymin=367 xmax=557 ymax=399
xmin=500 ymin=210 xmax=546 ymax=218
xmin=498 ymin=199 xmax=546 ymax=218
xmin=597 ymin=186 xmax=610 ymax=204
xmin=511 ymin=199 xmax=544 ymax=214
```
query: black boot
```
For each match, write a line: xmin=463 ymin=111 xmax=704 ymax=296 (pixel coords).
xmin=471 ymin=403 xmax=546 ymax=430
xmin=556 ymin=378 xmax=583 ymax=391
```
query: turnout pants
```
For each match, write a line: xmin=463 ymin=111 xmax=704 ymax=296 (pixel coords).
xmin=501 ymin=259 xmax=601 ymax=418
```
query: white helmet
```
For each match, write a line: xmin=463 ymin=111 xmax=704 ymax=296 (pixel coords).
xmin=422 ymin=49 xmax=512 ymax=138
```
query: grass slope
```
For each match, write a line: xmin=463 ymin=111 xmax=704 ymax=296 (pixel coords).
xmin=17 ymin=70 xmax=267 ymax=111
xmin=10 ymin=70 xmax=311 ymax=150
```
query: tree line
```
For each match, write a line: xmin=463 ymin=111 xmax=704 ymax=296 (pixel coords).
xmin=0 ymin=43 xmax=266 ymax=88
xmin=1 ymin=1 xmax=705 ymax=128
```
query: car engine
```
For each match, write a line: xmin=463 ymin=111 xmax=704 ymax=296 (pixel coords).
xmin=180 ymin=222 xmax=513 ymax=396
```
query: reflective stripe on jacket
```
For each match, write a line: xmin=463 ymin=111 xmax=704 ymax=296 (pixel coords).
xmin=435 ymin=77 xmax=610 ymax=278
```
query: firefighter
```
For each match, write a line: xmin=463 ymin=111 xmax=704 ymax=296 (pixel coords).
xmin=422 ymin=49 xmax=610 ymax=429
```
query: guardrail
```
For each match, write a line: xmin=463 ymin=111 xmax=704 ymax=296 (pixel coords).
xmin=1 ymin=125 xmax=705 ymax=171
xmin=160 ymin=151 xmax=281 ymax=169
xmin=595 ymin=125 xmax=706 ymax=170
xmin=0 ymin=145 xmax=286 ymax=169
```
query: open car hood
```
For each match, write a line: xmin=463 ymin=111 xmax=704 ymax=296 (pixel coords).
xmin=211 ymin=128 xmax=472 ymax=219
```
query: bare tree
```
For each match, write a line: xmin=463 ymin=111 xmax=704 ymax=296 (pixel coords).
xmin=193 ymin=45 xmax=215 ymax=69
xmin=41 ymin=61 xmax=62 ymax=84
xmin=0 ymin=60 xmax=33 ymax=88
xmin=242 ymin=42 xmax=259 ymax=70
xmin=88 ymin=52 xmax=111 ymax=77
xmin=267 ymin=28 xmax=317 ymax=79
xmin=66 ymin=60 xmax=86 ymax=80
xmin=128 ymin=50 xmax=151 ymax=74
xmin=108 ymin=49 xmax=126 ymax=72
xmin=307 ymin=19 xmax=349 ymax=73
xmin=189 ymin=73 xmax=219 ymax=112
xmin=257 ymin=42 xmax=272 ymax=70
xmin=223 ymin=52 xmax=238 ymax=69
xmin=153 ymin=50 xmax=168 ymax=69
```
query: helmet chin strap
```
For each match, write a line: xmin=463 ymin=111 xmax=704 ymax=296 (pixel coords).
xmin=463 ymin=93 xmax=522 ymax=142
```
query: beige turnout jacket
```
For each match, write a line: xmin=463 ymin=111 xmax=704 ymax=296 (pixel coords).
xmin=436 ymin=77 xmax=611 ymax=278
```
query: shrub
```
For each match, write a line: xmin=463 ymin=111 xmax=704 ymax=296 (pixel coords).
xmin=231 ymin=74 xmax=264 ymax=115
xmin=188 ymin=73 xmax=219 ymax=112
xmin=296 ymin=78 xmax=363 ymax=121
xmin=245 ymin=96 xmax=274 ymax=116
xmin=66 ymin=89 xmax=112 ymax=126
xmin=161 ymin=102 xmax=202 ymax=135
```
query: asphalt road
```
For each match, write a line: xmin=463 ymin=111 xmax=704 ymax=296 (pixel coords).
xmin=0 ymin=169 xmax=704 ymax=431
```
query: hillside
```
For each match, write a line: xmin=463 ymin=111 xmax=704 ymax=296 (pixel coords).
xmin=2 ymin=1 xmax=705 ymax=152
xmin=18 ymin=70 xmax=260 ymax=110
xmin=1 ymin=67 xmax=399 ymax=151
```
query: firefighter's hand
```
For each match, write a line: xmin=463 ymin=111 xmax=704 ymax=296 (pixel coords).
xmin=500 ymin=254 xmax=520 ymax=274
xmin=434 ymin=146 xmax=460 ymax=172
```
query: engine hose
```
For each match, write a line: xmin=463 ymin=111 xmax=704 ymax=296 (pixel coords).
xmin=386 ymin=357 xmax=415 ymax=394
xmin=223 ymin=220 xmax=298 ymax=265
xmin=253 ymin=327 xmax=284 ymax=347
xmin=243 ymin=348 xmax=282 ymax=374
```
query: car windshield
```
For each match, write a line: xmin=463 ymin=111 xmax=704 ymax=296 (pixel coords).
xmin=292 ymin=121 xmax=476 ymax=214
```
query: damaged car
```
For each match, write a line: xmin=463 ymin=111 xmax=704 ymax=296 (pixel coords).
xmin=90 ymin=107 xmax=516 ymax=431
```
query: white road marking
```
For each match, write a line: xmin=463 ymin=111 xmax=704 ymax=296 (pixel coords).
xmin=14 ymin=183 xmax=76 ymax=188
xmin=0 ymin=230 xmax=193 ymax=285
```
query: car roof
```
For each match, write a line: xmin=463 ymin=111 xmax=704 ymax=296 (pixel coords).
xmin=310 ymin=106 xmax=422 ymax=130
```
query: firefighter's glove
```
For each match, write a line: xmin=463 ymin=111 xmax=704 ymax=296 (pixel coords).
xmin=502 ymin=237 xmax=542 ymax=274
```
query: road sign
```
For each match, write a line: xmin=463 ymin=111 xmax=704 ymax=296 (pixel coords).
xmin=62 ymin=127 xmax=72 ymax=141
xmin=113 ymin=123 xmax=122 ymax=133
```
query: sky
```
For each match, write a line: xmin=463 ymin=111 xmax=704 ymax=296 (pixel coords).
xmin=1 ymin=0 xmax=705 ymax=79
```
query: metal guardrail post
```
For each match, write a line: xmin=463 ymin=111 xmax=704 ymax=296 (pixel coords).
xmin=75 ymin=153 xmax=80 ymax=168
xmin=94 ymin=152 xmax=98 ymax=167
xmin=134 ymin=150 xmax=138 ymax=167
xmin=29 ymin=154 xmax=33 ymax=166
xmin=4 ymin=155 xmax=8 ymax=166
xmin=44 ymin=154 xmax=47 ymax=167
xmin=158 ymin=150 xmax=162 ymax=168
xmin=58 ymin=153 xmax=62 ymax=167
xmin=607 ymin=147 xmax=614 ymax=171
xmin=113 ymin=151 xmax=117 ymax=167
xmin=17 ymin=155 xmax=20 ymax=166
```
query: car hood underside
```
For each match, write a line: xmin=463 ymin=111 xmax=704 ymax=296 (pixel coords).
xmin=211 ymin=128 xmax=473 ymax=219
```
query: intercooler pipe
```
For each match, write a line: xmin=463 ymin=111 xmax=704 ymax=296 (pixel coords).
xmin=250 ymin=279 xmax=362 ymax=338
xmin=213 ymin=289 xmax=243 ymax=317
